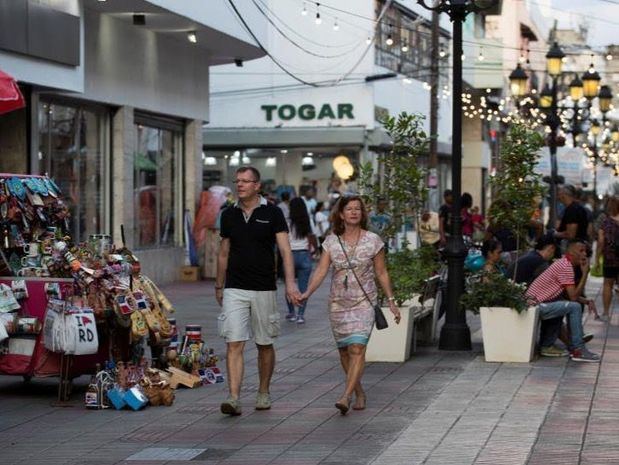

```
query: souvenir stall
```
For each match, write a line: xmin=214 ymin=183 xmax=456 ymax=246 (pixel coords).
xmin=0 ymin=174 xmax=221 ymax=407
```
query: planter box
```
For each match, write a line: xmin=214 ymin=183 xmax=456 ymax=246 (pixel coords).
xmin=480 ymin=306 xmax=539 ymax=362
xmin=366 ymin=303 xmax=415 ymax=363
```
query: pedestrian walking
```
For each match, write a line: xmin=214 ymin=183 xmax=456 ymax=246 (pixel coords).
xmin=595 ymin=195 xmax=619 ymax=321
xmin=298 ymin=196 xmax=401 ymax=415
xmin=315 ymin=201 xmax=330 ymax=245
xmin=285 ymin=197 xmax=317 ymax=324
xmin=215 ymin=166 xmax=300 ymax=416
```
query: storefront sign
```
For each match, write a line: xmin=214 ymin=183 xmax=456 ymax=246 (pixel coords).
xmin=261 ymin=103 xmax=354 ymax=121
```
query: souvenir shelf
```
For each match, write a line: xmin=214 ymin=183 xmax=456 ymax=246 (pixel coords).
xmin=0 ymin=174 xmax=175 ymax=401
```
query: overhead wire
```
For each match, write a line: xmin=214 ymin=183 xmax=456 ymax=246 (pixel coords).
xmin=226 ymin=0 xmax=321 ymax=87
xmin=293 ymin=0 xmax=617 ymax=55
xmin=224 ymin=0 xmax=613 ymax=93
xmin=252 ymin=0 xmax=363 ymax=48
xmin=249 ymin=0 xmax=364 ymax=59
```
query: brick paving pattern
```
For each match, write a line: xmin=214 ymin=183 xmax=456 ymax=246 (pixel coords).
xmin=0 ymin=276 xmax=615 ymax=464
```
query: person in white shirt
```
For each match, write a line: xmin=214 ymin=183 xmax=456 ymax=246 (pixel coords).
xmin=286 ymin=197 xmax=317 ymax=324
xmin=302 ymin=186 xmax=318 ymax=235
xmin=314 ymin=201 xmax=330 ymax=244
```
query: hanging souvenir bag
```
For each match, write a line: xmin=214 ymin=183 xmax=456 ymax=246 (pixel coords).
xmin=64 ymin=306 xmax=99 ymax=355
xmin=0 ymin=283 xmax=21 ymax=313
xmin=43 ymin=299 xmax=66 ymax=352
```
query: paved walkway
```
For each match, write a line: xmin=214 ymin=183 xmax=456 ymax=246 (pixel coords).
xmin=0 ymin=276 xmax=616 ymax=465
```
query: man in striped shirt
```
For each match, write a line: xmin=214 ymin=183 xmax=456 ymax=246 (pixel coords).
xmin=526 ymin=240 xmax=600 ymax=362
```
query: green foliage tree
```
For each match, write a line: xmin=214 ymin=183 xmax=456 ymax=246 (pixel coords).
xmin=488 ymin=121 xmax=545 ymax=255
xmin=359 ymin=112 xmax=438 ymax=303
xmin=359 ymin=112 xmax=431 ymax=245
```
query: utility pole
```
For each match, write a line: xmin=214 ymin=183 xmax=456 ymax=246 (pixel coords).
xmin=428 ymin=10 xmax=440 ymax=212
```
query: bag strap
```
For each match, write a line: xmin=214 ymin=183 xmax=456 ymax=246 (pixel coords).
xmin=337 ymin=235 xmax=376 ymax=307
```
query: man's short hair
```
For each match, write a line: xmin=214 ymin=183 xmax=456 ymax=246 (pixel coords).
xmin=566 ymin=239 xmax=585 ymax=252
xmin=535 ymin=233 xmax=557 ymax=251
xmin=561 ymin=184 xmax=576 ymax=197
xmin=236 ymin=166 xmax=261 ymax=182
xmin=280 ymin=191 xmax=290 ymax=201
xmin=443 ymin=189 xmax=452 ymax=197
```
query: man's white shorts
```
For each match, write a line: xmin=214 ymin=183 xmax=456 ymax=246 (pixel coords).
xmin=218 ymin=289 xmax=280 ymax=345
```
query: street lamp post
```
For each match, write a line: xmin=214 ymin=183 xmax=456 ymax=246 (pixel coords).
xmin=417 ymin=0 xmax=497 ymax=351
xmin=511 ymin=50 xmax=613 ymax=218
xmin=544 ymin=42 xmax=565 ymax=229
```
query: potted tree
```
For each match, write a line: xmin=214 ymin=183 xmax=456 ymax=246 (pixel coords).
xmin=461 ymin=272 xmax=537 ymax=362
xmin=462 ymin=120 xmax=545 ymax=362
xmin=487 ymin=121 xmax=546 ymax=268
xmin=359 ymin=112 xmax=439 ymax=362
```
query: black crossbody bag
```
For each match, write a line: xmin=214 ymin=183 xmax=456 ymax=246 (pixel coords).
xmin=337 ymin=236 xmax=388 ymax=330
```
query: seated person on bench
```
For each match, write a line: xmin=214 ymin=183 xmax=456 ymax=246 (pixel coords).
xmin=525 ymin=240 xmax=600 ymax=363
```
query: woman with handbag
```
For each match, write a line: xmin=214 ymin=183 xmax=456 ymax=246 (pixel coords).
xmin=299 ymin=195 xmax=401 ymax=415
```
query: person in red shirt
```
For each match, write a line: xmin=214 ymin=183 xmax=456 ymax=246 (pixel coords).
xmin=526 ymin=240 xmax=600 ymax=362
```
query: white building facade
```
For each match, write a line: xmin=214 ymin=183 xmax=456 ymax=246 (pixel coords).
xmin=0 ymin=0 xmax=264 ymax=283
xmin=204 ymin=0 xmax=454 ymax=202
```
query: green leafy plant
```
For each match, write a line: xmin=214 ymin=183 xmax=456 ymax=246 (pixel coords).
xmin=384 ymin=244 xmax=439 ymax=307
xmin=359 ymin=112 xmax=430 ymax=245
xmin=488 ymin=121 xmax=545 ymax=252
xmin=461 ymin=272 xmax=529 ymax=314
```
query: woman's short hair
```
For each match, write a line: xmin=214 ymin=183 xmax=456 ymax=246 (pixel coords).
xmin=330 ymin=195 xmax=368 ymax=235
xmin=481 ymin=238 xmax=501 ymax=258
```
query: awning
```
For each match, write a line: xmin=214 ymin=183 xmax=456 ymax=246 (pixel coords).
xmin=0 ymin=70 xmax=25 ymax=115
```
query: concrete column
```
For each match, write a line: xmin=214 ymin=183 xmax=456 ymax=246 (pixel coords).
xmin=184 ymin=119 xmax=203 ymax=220
xmin=112 ymin=106 xmax=136 ymax=248
xmin=0 ymin=108 xmax=28 ymax=173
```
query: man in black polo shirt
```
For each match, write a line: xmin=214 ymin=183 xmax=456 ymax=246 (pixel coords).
xmin=215 ymin=166 xmax=299 ymax=416
xmin=556 ymin=185 xmax=589 ymax=244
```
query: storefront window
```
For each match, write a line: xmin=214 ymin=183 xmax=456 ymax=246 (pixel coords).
xmin=38 ymin=101 xmax=108 ymax=242
xmin=202 ymin=148 xmax=359 ymax=202
xmin=134 ymin=125 xmax=179 ymax=248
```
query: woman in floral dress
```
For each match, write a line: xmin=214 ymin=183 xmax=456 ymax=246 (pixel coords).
xmin=300 ymin=196 xmax=400 ymax=414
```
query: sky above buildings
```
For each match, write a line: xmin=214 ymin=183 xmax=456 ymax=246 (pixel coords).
xmin=551 ymin=0 xmax=619 ymax=48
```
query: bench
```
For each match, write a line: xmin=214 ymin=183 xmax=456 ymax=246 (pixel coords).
xmin=365 ymin=275 xmax=442 ymax=362
xmin=409 ymin=275 xmax=441 ymax=354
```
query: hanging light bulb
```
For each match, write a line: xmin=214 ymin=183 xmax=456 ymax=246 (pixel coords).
xmin=607 ymin=53 xmax=613 ymax=61
xmin=333 ymin=18 xmax=339 ymax=31
xmin=439 ymin=47 xmax=446 ymax=58
xmin=401 ymin=40 xmax=409 ymax=52
xmin=385 ymin=23 xmax=394 ymax=46
xmin=301 ymin=1 xmax=308 ymax=15
xmin=315 ymin=3 xmax=321 ymax=25
xmin=478 ymin=47 xmax=485 ymax=61
xmin=366 ymin=36 xmax=372 ymax=45
xmin=461 ymin=53 xmax=466 ymax=61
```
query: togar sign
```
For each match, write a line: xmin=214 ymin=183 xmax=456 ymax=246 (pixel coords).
xmin=261 ymin=103 xmax=354 ymax=121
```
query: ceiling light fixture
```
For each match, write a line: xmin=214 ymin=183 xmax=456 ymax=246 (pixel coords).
xmin=187 ymin=31 xmax=197 ymax=43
